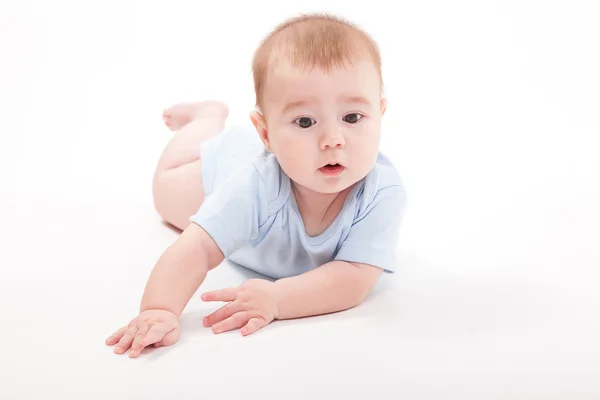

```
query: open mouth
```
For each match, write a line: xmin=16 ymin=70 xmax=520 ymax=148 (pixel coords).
xmin=319 ymin=163 xmax=345 ymax=175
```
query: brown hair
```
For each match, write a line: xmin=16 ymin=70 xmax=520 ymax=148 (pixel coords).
xmin=251 ymin=13 xmax=383 ymax=110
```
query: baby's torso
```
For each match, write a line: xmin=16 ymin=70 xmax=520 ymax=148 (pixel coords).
xmin=195 ymin=123 xmax=407 ymax=279
xmin=228 ymin=180 xmax=360 ymax=279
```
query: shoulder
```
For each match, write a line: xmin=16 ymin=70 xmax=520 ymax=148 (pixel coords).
xmin=250 ymin=152 xmax=292 ymax=215
xmin=351 ymin=152 xmax=408 ymax=220
xmin=203 ymin=151 xmax=292 ymax=219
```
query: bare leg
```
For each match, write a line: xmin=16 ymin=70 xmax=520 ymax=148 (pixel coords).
xmin=152 ymin=101 xmax=229 ymax=231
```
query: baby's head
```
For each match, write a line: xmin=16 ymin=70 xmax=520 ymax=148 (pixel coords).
xmin=249 ymin=13 xmax=386 ymax=195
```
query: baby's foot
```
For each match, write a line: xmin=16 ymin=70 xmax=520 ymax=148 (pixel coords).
xmin=162 ymin=101 xmax=228 ymax=131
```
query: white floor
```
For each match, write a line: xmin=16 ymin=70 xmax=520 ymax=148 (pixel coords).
xmin=1 ymin=1 xmax=599 ymax=399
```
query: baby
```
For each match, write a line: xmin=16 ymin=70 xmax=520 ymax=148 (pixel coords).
xmin=106 ymin=12 xmax=407 ymax=358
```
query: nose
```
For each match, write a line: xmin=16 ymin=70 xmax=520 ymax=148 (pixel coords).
xmin=318 ymin=129 xmax=345 ymax=150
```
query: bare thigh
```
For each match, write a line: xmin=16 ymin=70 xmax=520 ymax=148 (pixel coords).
xmin=152 ymin=116 xmax=226 ymax=231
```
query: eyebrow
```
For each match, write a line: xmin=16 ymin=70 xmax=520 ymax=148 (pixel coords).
xmin=282 ymin=96 xmax=372 ymax=114
xmin=341 ymin=96 xmax=371 ymax=106
xmin=282 ymin=99 xmax=313 ymax=114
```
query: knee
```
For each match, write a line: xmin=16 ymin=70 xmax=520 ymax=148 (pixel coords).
xmin=151 ymin=170 xmax=199 ymax=231
xmin=152 ymin=173 xmax=168 ymax=219
xmin=152 ymin=172 xmax=179 ymax=228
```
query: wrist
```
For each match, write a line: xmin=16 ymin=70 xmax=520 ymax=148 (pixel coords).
xmin=271 ymin=280 xmax=284 ymax=320
xmin=139 ymin=304 xmax=179 ymax=316
xmin=139 ymin=307 xmax=177 ymax=316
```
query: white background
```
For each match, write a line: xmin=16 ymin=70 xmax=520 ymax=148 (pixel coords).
xmin=1 ymin=0 xmax=599 ymax=398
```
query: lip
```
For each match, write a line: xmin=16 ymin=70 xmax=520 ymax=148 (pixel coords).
xmin=318 ymin=163 xmax=345 ymax=177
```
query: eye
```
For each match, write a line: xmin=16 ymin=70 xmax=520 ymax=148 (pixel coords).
xmin=293 ymin=116 xmax=316 ymax=128
xmin=343 ymin=113 xmax=363 ymax=124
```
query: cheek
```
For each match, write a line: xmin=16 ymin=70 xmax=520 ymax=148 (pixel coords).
xmin=347 ymin=125 xmax=381 ymax=165
xmin=274 ymin=128 xmax=311 ymax=151
xmin=349 ymin=124 xmax=380 ymax=147
xmin=270 ymin=129 xmax=311 ymax=164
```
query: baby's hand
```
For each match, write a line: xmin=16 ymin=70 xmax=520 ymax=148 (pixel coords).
xmin=201 ymin=279 xmax=280 ymax=336
xmin=105 ymin=309 xmax=180 ymax=358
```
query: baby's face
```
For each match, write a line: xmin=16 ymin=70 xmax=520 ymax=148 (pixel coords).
xmin=254 ymin=58 xmax=386 ymax=195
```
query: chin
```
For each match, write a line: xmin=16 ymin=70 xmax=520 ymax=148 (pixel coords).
xmin=315 ymin=179 xmax=357 ymax=195
xmin=292 ymin=179 xmax=342 ymax=195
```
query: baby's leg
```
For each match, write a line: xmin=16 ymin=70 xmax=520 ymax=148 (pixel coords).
xmin=153 ymin=101 xmax=229 ymax=231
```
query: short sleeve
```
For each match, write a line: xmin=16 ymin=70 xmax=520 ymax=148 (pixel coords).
xmin=189 ymin=165 xmax=268 ymax=257
xmin=334 ymin=185 xmax=407 ymax=272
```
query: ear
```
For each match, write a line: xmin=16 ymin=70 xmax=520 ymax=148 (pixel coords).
xmin=249 ymin=110 xmax=271 ymax=152
xmin=380 ymin=98 xmax=388 ymax=117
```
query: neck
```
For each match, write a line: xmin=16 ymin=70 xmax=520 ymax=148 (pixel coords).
xmin=291 ymin=183 xmax=352 ymax=218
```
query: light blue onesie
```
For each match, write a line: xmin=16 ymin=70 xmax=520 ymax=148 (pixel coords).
xmin=189 ymin=124 xmax=408 ymax=279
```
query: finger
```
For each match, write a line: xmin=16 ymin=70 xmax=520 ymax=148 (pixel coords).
xmin=128 ymin=323 xmax=170 ymax=358
xmin=203 ymin=301 xmax=242 ymax=327
xmin=140 ymin=323 xmax=170 ymax=346
xmin=106 ymin=326 xmax=127 ymax=345
xmin=114 ymin=323 xmax=137 ymax=354
xmin=128 ymin=321 xmax=152 ymax=358
xmin=201 ymin=287 xmax=237 ymax=302
xmin=136 ymin=320 xmax=150 ymax=337
xmin=212 ymin=311 xmax=249 ymax=334
xmin=154 ymin=327 xmax=180 ymax=348
xmin=241 ymin=317 xmax=268 ymax=336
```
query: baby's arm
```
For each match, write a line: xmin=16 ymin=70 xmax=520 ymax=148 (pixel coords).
xmin=106 ymin=223 xmax=224 ymax=357
xmin=271 ymin=183 xmax=407 ymax=319
xmin=139 ymin=224 xmax=224 ymax=315
xmin=272 ymin=260 xmax=383 ymax=319
xmin=200 ymin=260 xmax=381 ymax=335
